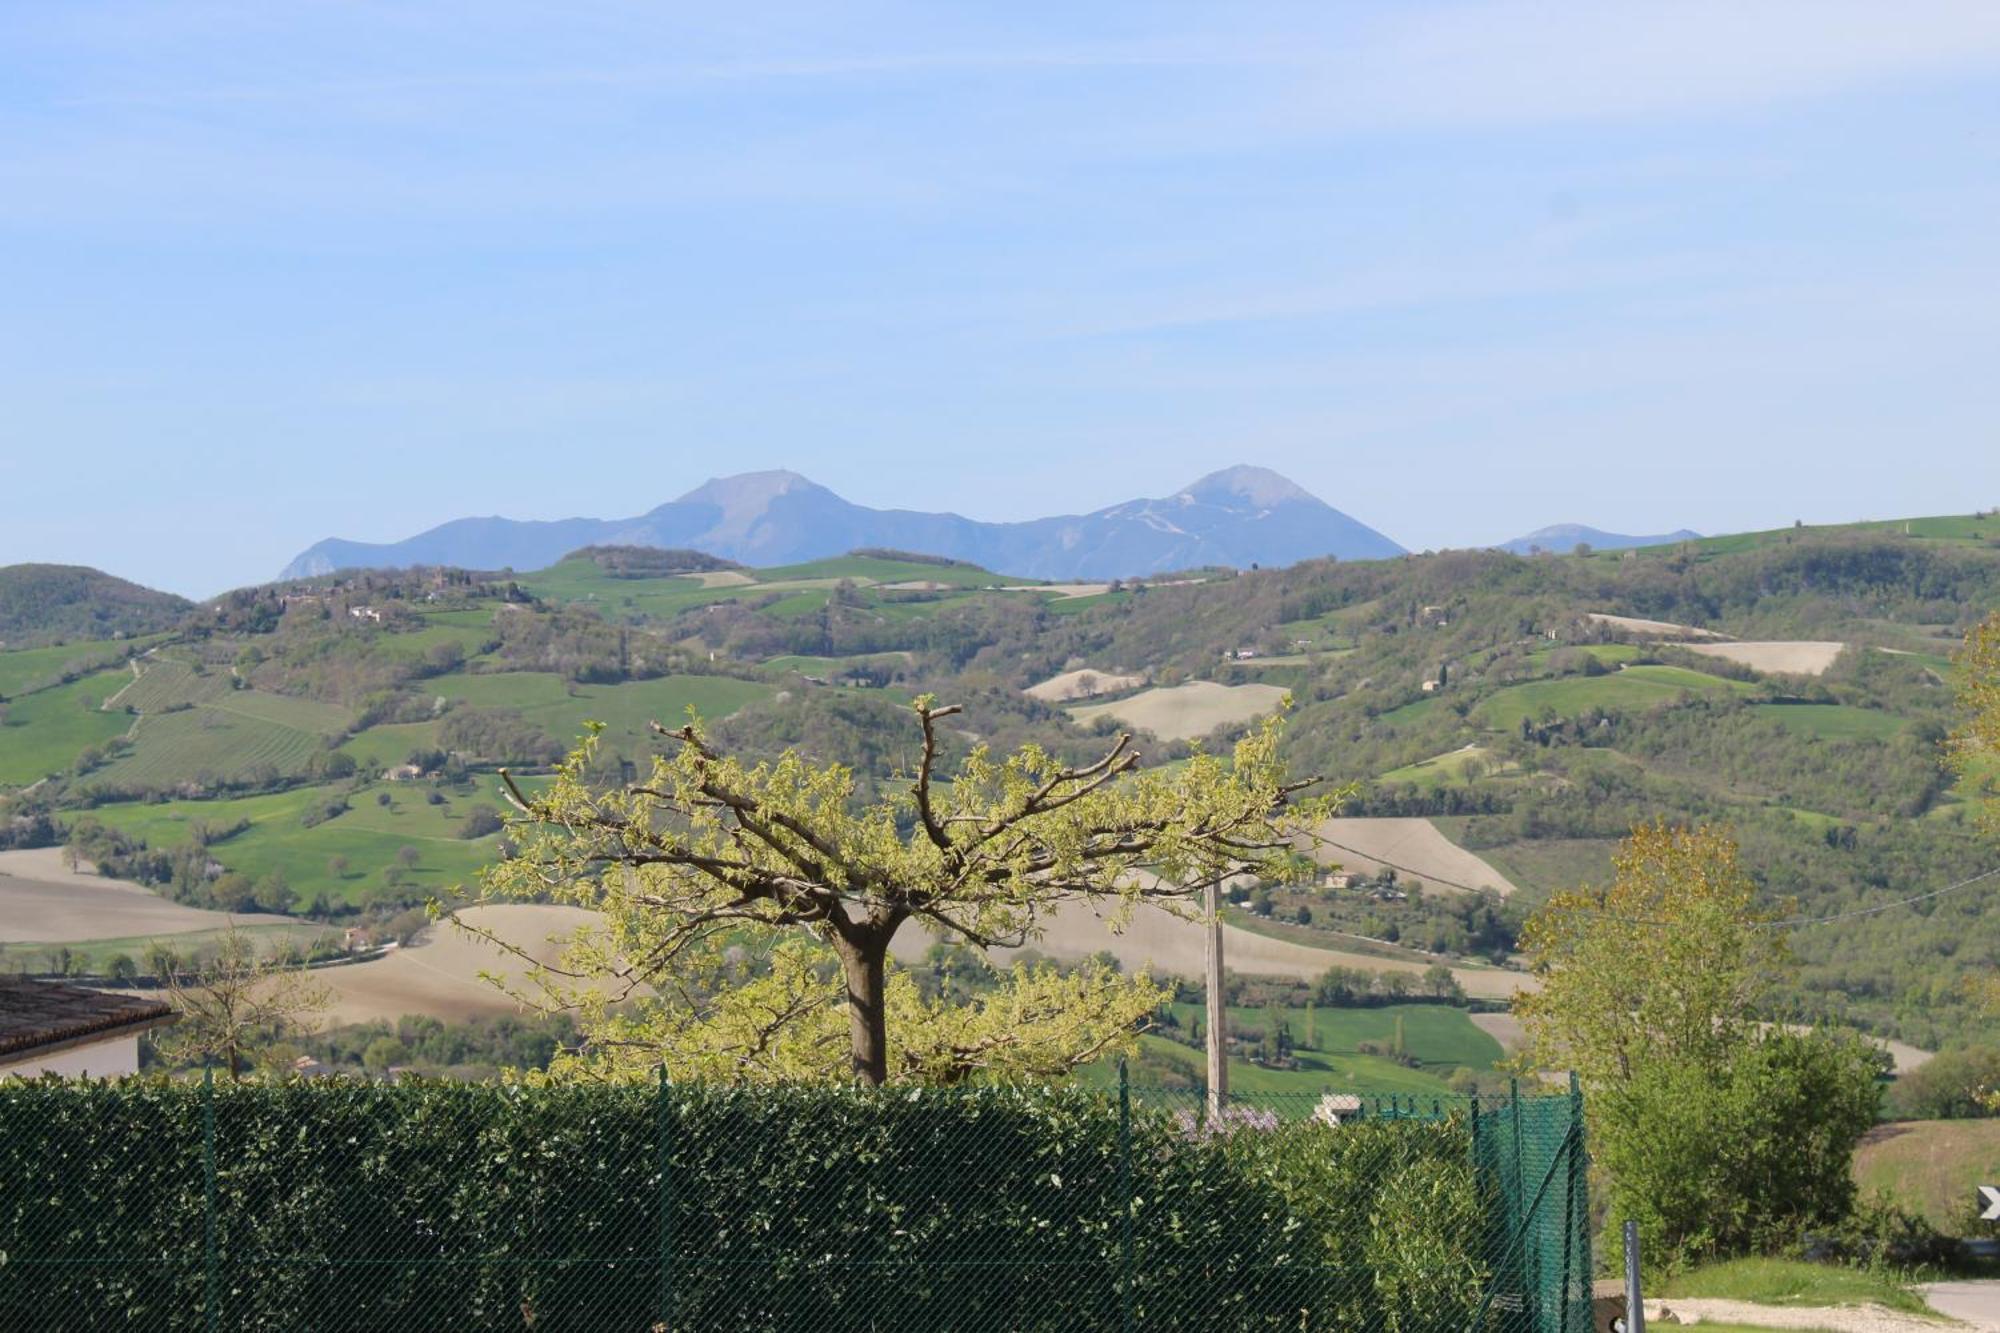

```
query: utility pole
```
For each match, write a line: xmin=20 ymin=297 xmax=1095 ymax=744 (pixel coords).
xmin=1205 ymin=879 xmax=1227 ymax=1117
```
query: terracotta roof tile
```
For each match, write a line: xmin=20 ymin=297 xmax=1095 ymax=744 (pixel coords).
xmin=0 ymin=977 xmax=176 ymax=1060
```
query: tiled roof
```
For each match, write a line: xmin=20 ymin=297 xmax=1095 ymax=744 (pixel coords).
xmin=0 ymin=977 xmax=177 ymax=1060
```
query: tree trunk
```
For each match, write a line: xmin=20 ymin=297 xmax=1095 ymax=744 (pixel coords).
xmin=837 ymin=933 xmax=891 ymax=1086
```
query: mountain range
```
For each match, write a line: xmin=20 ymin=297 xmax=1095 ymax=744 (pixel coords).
xmin=1494 ymin=523 xmax=1701 ymax=556
xmin=280 ymin=466 xmax=1408 ymax=582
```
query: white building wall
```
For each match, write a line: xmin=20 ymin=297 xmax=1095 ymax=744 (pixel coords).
xmin=0 ymin=1034 xmax=141 ymax=1079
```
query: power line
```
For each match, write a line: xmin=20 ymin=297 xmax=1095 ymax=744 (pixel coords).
xmin=1310 ymin=832 xmax=2000 ymax=931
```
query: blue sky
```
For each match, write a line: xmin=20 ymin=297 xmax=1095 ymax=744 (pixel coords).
xmin=3 ymin=2 xmax=1999 ymax=596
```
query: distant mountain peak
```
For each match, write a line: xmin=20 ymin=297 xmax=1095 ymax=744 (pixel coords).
xmin=672 ymin=469 xmax=819 ymax=510
xmin=279 ymin=464 xmax=1405 ymax=581
xmin=1179 ymin=465 xmax=1315 ymax=509
xmin=1497 ymin=523 xmax=1700 ymax=556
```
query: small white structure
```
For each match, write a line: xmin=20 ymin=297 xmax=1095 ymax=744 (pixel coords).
xmin=0 ymin=977 xmax=178 ymax=1079
xmin=1314 ymin=1093 xmax=1364 ymax=1126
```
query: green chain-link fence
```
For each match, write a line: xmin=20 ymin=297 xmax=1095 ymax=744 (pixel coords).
xmin=0 ymin=1070 xmax=1590 ymax=1331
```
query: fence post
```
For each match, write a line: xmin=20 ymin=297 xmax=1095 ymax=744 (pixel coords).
xmin=1622 ymin=1221 xmax=1645 ymax=1333
xmin=202 ymin=1065 xmax=218 ymax=1333
xmin=1510 ymin=1078 xmax=1535 ymax=1328
xmin=1560 ymin=1072 xmax=1582 ymax=1332
xmin=1118 ymin=1057 xmax=1134 ymax=1333
xmin=656 ymin=1065 xmax=672 ymax=1332
xmin=1574 ymin=1075 xmax=1593 ymax=1331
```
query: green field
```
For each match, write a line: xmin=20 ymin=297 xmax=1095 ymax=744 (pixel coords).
xmin=1465 ymin=836 xmax=1619 ymax=901
xmin=0 ymin=669 xmax=135 ymax=785
xmin=1853 ymin=1119 xmax=2000 ymax=1233
xmin=1165 ymin=1002 xmax=1502 ymax=1071
xmin=111 ymin=657 xmax=231 ymax=712
xmin=336 ymin=720 xmax=445 ymax=772
xmin=1044 ymin=591 xmax=1131 ymax=615
xmin=1379 ymin=745 xmax=1514 ymax=787
xmin=94 ymin=704 xmax=329 ymax=790
xmin=1752 ymin=702 xmax=1907 ymax=742
xmin=1648 ymin=512 xmax=1999 ymax=560
xmin=520 ymin=552 xmax=1010 ymax=626
xmin=413 ymin=608 xmax=504 ymax=628
xmin=1233 ymin=649 xmax=1358 ymax=670
xmin=1086 ymin=1034 xmax=1461 ymax=1100
xmin=1526 ymin=642 xmax=1642 ymax=669
xmin=374 ymin=620 xmax=500 ymax=661
xmin=0 ymin=922 xmax=333 ymax=974
xmin=0 ymin=636 xmax=147 ymax=698
xmin=1475 ymin=664 xmax=1752 ymax=729
xmin=517 ymin=558 xmax=757 ymax=619
xmin=758 ymin=652 xmax=911 ymax=677
xmin=1375 ymin=695 xmax=1442 ymax=727
xmin=424 ymin=670 xmax=773 ymax=750
xmin=752 ymin=554 xmax=1003 ymax=588
xmin=762 ymin=590 xmax=832 ymax=619
xmin=203 ymin=689 xmax=351 ymax=735
xmin=89 ymin=781 xmax=514 ymax=906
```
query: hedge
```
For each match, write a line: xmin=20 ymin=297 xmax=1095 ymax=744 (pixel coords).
xmin=0 ymin=1078 xmax=1586 ymax=1331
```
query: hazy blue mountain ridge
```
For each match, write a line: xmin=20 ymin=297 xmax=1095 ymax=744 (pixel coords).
xmin=1495 ymin=523 xmax=1700 ymax=555
xmin=280 ymin=465 xmax=1407 ymax=580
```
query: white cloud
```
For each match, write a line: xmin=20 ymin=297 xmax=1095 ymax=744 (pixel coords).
xmin=1287 ymin=0 xmax=2000 ymax=131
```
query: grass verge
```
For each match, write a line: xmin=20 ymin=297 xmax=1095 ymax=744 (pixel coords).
xmin=1658 ymin=1257 xmax=1930 ymax=1315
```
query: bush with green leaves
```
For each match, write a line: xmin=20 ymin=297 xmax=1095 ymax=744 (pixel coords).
xmin=1887 ymin=1045 xmax=2000 ymax=1120
xmin=1593 ymin=1026 xmax=1883 ymax=1267
xmin=0 ymin=1080 xmax=1556 ymax=1331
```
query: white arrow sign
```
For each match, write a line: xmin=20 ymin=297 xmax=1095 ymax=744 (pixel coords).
xmin=1980 ymin=1185 xmax=2000 ymax=1221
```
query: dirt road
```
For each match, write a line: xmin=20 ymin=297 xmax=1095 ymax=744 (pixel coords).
xmin=1926 ymin=1281 xmax=2000 ymax=1330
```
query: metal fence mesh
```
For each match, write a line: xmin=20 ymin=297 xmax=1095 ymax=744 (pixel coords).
xmin=0 ymin=1072 xmax=1591 ymax=1331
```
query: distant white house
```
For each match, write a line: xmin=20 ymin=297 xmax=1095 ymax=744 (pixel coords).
xmin=0 ymin=977 xmax=178 ymax=1079
xmin=1314 ymin=1093 xmax=1364 ymax=1126
xmin=349 ymin=606 xmax=382 ymax=622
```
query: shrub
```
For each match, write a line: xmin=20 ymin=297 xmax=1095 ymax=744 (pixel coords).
xmin=456 ymin=806 xmax=504 ymax=840
xmin=1888 ymin=1045 xmax=2000 ymax=1120
xmin=0 ymin=1082 xmax=1545 ymax=1331
xmin=1596 ymin=1027 xmax=1882 ymax=1266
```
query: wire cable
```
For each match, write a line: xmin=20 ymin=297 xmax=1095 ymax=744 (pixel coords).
xmin=1310 ymin=832 xmax=2000 ymax=930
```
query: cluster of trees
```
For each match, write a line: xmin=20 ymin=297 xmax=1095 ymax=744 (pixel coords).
xmin=0 ymin=563 xmax=189 ymax=645
xmin=1237 ymin=875 xmax=1521 ymax=962
xmin=1889 ymin=1045 xmax=2000 ymax=1120
xmin=436 ymin=706 xmax=565 ymax=767
xmin=297 ymin=1012 xmax=581 ymax=1076
xmin=571 ymin=545 xmax=740 ymax=577
xmin=1516 ymin=823 xmax=1892 ymax=1266
xmin=1312 ymin=963 xmax=1465 ymax=1005
xmin=64 ymin=818 xmax=299 ymax=914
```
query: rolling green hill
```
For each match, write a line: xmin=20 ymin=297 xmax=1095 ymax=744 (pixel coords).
xmin=0 ymin=564 xmax=190 ymax=648
xmin=2 ymin=520 xmax=1997 ymax=1054
xmin=0 ymin=668 xmax=135 ymax=785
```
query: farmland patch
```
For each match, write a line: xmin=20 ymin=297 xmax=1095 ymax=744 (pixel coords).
xmin=1068 ymin=680 xmax=1288 ymax=741
xmin=1310 ymin=817 xmax=1519 ymax=897
xmin=1024 ymin=668 xmax=1145 ymax=703
xmin=1682 ymin=640 xmax=1846 ymax=676
xmin=0 ymin=847 xmax=291 ymax=943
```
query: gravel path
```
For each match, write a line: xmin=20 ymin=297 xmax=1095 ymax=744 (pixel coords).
xmin=1666 ymin=1297 xmax=1959 ymax=1330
